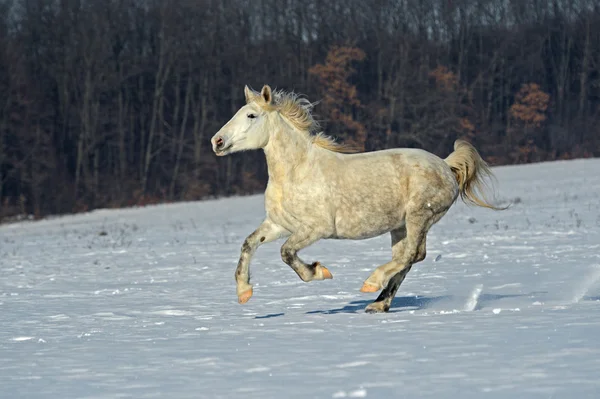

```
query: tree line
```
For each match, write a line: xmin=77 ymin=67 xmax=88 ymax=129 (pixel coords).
xmin=1 ymin=0 xmax=599 ymax=220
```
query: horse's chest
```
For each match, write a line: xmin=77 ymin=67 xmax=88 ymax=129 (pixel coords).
xmin=264 ymin=184 xmax=292 ymax=225
xmin=264 ymin=183 xmax=328 ymax=231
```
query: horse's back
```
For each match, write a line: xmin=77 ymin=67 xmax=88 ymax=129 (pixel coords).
xmin=344 ymin=147 xmax=446 ymax=168
xmin=339 ymin=147 xmax=456 ymax=191
xmin=324 ymin=147 xmax=457 ymax=239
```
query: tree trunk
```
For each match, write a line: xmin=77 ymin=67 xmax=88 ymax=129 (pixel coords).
xmin=170 ymin=69 xmax=193 ymax=198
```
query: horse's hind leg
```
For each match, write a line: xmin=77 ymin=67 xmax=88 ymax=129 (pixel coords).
xmin=361 ymin=209 xmax=440 ymax=312
xmin=363 ymin=227 xmax=414 ymax=313
xmin=360 ymin=215 xmax=428 ymax=293
xmin=365 ymin=270 xmax=410 ymax=313
xmin=366 ymin=232 xmax=431 ymax=313
xmin=280 ymin=228 xmax=333 ymax=282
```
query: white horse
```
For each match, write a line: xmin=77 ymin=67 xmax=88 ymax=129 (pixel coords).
xmin=211 ymin=85 xmax=503 ymax=313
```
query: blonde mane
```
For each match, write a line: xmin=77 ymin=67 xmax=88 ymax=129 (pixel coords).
xmin=247 ymin=88 xmax=358 ymax=154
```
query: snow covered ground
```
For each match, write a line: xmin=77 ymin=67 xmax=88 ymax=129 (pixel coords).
xmin=2 ymin=158 xmax=600 ymax=399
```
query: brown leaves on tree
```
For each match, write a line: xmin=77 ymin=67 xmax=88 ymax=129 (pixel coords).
xmin=429 ymin=66 xmax=459 ymax=93
xmin=510 ymin=83 xmax=550 ymax=128
xmin=309 ymin=46 xmax=367 ymax=150
xmin=507 ymin=83 xmax=551 ymax=163
xmin=428 ymin=65 xmax=477 ymax=143
xmin=459 ymin=118 xmax=476 ymax=137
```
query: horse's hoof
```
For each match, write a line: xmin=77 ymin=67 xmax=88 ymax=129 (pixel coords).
xmin=360 ymin=282 xmax=379 ymax=293
xmin=320 ymin=265 xmax=333 ymax=279
xmin=365 ymin=302 xmax=389 ymax=313
xmin=313 ymin=262 xmax=333 ymax=280
xmin=238 ymin=288 xmax=253 ymax=304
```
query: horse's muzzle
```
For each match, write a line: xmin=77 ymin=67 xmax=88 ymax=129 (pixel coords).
xmin=211 ymin=134 xmax=231 ymax=156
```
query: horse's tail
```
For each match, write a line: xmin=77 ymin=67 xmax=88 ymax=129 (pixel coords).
xmin=444 ymin=139 xmax=506 ymax=210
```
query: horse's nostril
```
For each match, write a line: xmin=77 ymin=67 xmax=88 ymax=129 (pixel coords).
xmin=216 ymin=137 xmax=224 ymax=148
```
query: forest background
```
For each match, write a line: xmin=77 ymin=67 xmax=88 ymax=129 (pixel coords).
xmin=1 ymin=0 xmax=598 ymax=219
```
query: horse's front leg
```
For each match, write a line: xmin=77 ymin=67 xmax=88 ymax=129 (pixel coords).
xmin=280 ymin=229 xmax=333 ymax=282
xmin=235 ymin=219 xmax=289 ymax=304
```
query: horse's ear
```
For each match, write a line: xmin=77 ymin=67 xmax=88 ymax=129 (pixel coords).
xmin=244 ymin=85 xmax=254 ymax=103
xmin=261 ymin=85 xmax=272 ymax=105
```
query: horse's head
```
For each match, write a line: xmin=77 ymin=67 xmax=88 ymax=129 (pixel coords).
xmin=211 ymin=85 xmax=273 ymax=156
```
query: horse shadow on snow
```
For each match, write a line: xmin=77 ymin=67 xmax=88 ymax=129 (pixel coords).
xmin=305 ymin=292 xmax=536 ymax=315
xmin=254 ymin=292 xmax=540 ymax=318
xmin=306 ymin=295 xmax=449 ymax=315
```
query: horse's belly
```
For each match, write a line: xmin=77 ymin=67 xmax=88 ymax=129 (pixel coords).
xmin=334 ymin=225 xmax=401 ymax=240
xmin=333 ymin=207 xmax=405 ymax=240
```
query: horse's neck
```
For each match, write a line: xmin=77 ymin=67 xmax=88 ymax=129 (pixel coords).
xmin=263 ymin=124 xmax=310 ymax=184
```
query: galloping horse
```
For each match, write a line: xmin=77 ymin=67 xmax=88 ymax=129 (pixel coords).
xmin=211 ymin=85 xmax=503 ymax=313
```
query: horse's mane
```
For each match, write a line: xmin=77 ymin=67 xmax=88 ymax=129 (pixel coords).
xmin=247 ymin=88 xmax=358 ymax=154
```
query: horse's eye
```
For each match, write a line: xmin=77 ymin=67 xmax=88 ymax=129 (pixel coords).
xmin=247 ymin=113 xmax=257 ymax=119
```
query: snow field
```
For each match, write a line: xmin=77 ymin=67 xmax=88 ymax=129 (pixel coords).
xmin=1 ymin=158 xmax=600 ymax=398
